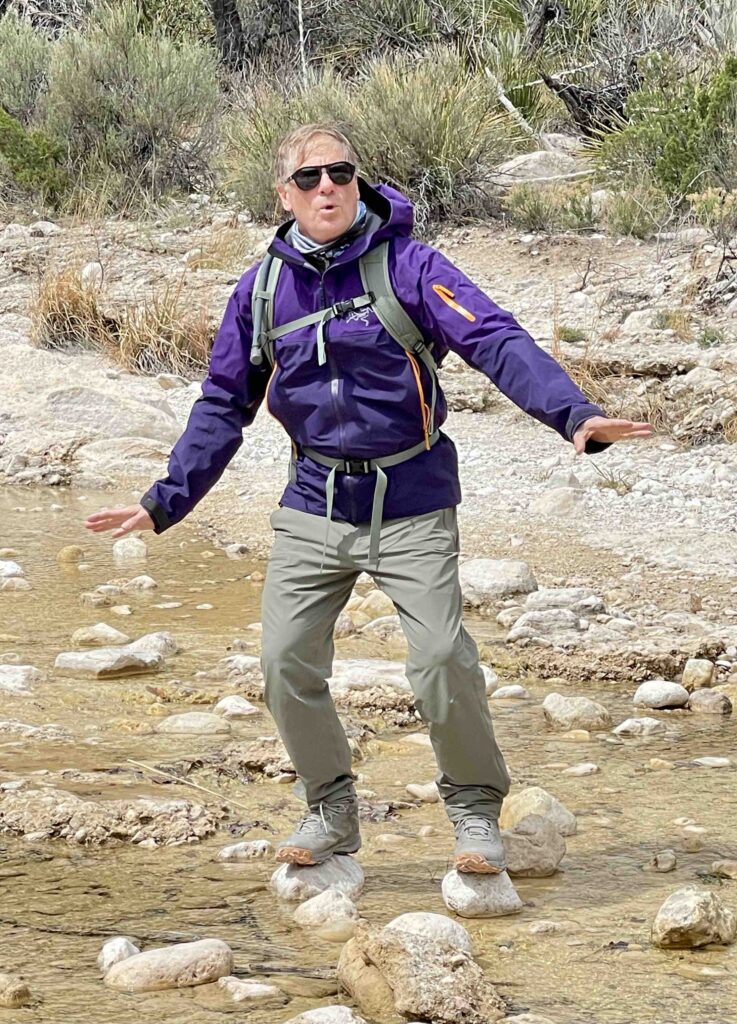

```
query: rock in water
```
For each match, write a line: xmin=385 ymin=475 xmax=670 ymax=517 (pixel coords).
xmin=283 ymin=1008 xmax=368 ymax=1024
xmin=383 ymin=911 xmax=473 ymax=953
xmin=688 ymin=690 xmax=732 ymax=714
xmin=112 ymin=536 xmax=148 ymax=562
xmin=0 ymin=973 xmax=32 ymax=1008
xmin=442 ymin=869 xmax=523 ymax=918
xmin=98 ymin=937 xmax=140 ymax=973
xmin=270 ymin=856 xmax=365 ymax=902
xmin=613 ymin=717 xmax=666 ymax=737
xmin=71 ymin=623 xmax=130 ymax=647
xmin=459 ymin=558 xmax=538 ymax=606
xmin=104 ymin=938 xmax=233 ymax=991
xmin=54 ymin=646 xmax=162 ymax=678
xmin=214 ymin=695 xmax=260 ymax=719
xmin=542 ymin=692 xmax=612 ymax=730
xmin=0 ymin=665 xmax=44 ymax=694
xmin=500 ymin=786 xmax=577 ymax=836
xmin=652 ymin=888 xmax=736 ymax=948
xmin=293 ymin=888 xmax=360 ymax=941
xmin=681 ymin=658 xmax=715 ymax=691
xmin=155 ymin=712 xmax=231 ymax=735
xmin=633 ymin=680 xmax=689 ymax=709
xmin=503 ymin=814 xmax=566 ymax=877
xmin=217 ymin=839 xmax=273 ymax=861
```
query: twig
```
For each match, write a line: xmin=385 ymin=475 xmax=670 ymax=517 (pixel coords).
xmin=126 ymin=758 xmax=254 ymax=816
xmin=484 ymin=67 xmax=542 ymax=145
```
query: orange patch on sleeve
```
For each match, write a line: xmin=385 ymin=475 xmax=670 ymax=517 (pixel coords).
xmin=431 ymin=284 xmax=476 ymax=322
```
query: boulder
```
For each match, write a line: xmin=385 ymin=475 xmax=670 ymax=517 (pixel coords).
xmin=503 ymin=814 xmax=566 ymax=877
xmin=54 ymin=646 xmax=162 ymax=678
xmin=71 ymin=623 xmax=130 ymax=647
xmin=383 ymin=912 xmax=473 ymax=954
xmin=493 ymin=149 xmax=583 ymax=187
xmin=525 ymin=587 xmax=604 ymax=614
xmin=688 ymin=690 xmax=732 ymax=715
xmin=459 ymin=559 xmax=537 ymax=607
xmin=500 ymin=787 xmax=577 ymax=836
xmin=652 ymin=888 xmax=736 ymax=948
xmin=293 ymin=888 xmax=360 ymax=941
xmin=681 ymin=658 xmax=716 ymax=691
xmin=337 ymin=937 xmax=399 ymax=1022
xmin=271 ymin=856 xmax=365 ymax=902
xmin=98 ymin=937 xmax=140 ymax=973
xmin=0 ymin=664 xmax=44 ymax=694
xmin=104 ymin=938 xmax=233 ymax=991
xmin=42 ymin=386 xmax=179 ymax=443
xmin=442 ymin=869 xmax=523 ymax=918
xmin=613 ymin=717 xmax=666 ymax=737
xmin=155 ymin=712 xmax=231 ymax=735
xmin=542 ymin=692 xmax=612 ymax=731
xmin=633 ymin=680 xmax=689 ymax=709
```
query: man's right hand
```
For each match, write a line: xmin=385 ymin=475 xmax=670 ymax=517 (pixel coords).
xmin=84 ymin=504 xmax=155 ymax=539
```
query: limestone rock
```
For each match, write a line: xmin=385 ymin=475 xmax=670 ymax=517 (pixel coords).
xmin=507 ymin=608 xmax=583 ymax=642
xmin=633 ymin=680 xmax=689 ymax=709
xmin=128 ymin=631 xmax=180 ymax=656
xmin=337 ymin=938 xmax=398 ymax=1022
xmin=688 ymin=689 xmax=732 ymax=714
xmin=542 ymin=692 xmax=612 ymax=731
xmin=329 ymin=658 xmax=410 ymax=693
xmin=121 ymin=574 xmax=157 ymax=592
xmin=531 ymin=487 xmax=582 ymax=516
xmin=54 ymin=646 xmax=162 ymax=678
xmin=383 ymin=912 xmax=473 ymax=954
xmin=271 ymin=856 xmax=365 ymax=902
xmin=442 ymin=869 xmax=523 ymax=918
xmin=0 ymin=577 xmax=31 ymax=591
xmin=71 ymin=623 xmax=130 ymax=647
xmin=503 ymin=814 xmax=566 ymax=877
xmin=98 ymin=937 xmax=140 ymax=973
xmin=681 ymin=658 xmax=715 ymax=691
xmin=213 ymin=695 xmax=260 ymax=719
xmin=42 ymin=386 xmax=179 ymax=443
xmin=358 ymin=590 xmax=396 ymax=619
xmin=492 ymin=684 xmax=530 ymax=699
xmin=0 ymin=972 xmax=32 ymax=1008
xmin=0 ymin=664 xmax=44 ymax=694
xmin=104 ymin=938 xmax=233 ymax=991
xmin=57 ymin=545 xmax=85 ymax=564
xmin=113 ymin=536 xmax=148 ymax=562
xmin=293 ymin=888 xmax=360 ymax=941
xmin=155 ymin=712 xmax=231 ymax=735
xmin=500 ymin=787 xmax=577 ymax=836
xmin=493 ymin=149 xmax=583 ymax=187
xmin=406 ymin=781 xmax=440 ymax=803
xmin=218 ymin=839 xmax=273 ymax=860
xmin=613 ymin=717 xmax=666 ymax=737
xmin=459 ymin=558 xmax=537 ymax=607
xmin=217 ymin=976 xmax=288 ymax=1005
xmin=0 ymin=560 xmax=24 ymax=578
xmin=652 ymin=888 xmax=736 ymax=948
xmin=525 ymin=586 xmax=604 ymax=614
xmin=283 ymin=1007 xmax=368 ymax=1024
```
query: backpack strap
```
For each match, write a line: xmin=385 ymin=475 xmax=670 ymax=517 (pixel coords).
xmin=250 ymin=253 xmax=284 ymax=367
xmin=360 ymin=240 xmax=439 ymax=435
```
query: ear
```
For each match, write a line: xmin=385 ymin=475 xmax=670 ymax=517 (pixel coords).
xmin=276 ymin=183 xmax=293 ymax=214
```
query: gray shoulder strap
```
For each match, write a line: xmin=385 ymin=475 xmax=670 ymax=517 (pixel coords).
xmin=360 ymin=240 xmax=435 ymax=363
xmin=250 ymin=253 xmax=284 ymax=367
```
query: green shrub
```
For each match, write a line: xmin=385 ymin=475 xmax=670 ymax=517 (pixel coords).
xmin=226 ymin=48 xmax=524 ymax=230
xmin=598 ymin=53 xmax=737 ymax=199
xmin=603 ymin=184 xmax=671 ymax=239
xmin=0 ymin=12 xmax=52 ymax=124
xmin=503 ymin=182 xmax=596 ymax=233
xmin=143 ymin=0 xmax=214 ymax=46
xmin=698 ymin=326 xmax=726 ymax=348
xmin=44 ymin=1 xmax=219 ymax=208
xmin=0 ymin=107 xmax=66 ymax=202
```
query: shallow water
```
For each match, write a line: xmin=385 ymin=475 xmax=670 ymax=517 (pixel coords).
xmin=1 ymin=487 xmax=737 ymax=1023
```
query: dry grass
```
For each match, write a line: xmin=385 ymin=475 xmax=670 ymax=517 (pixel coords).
xmin=653 ymin=306 xmax=693 ymax=341
xmin=551 ymin=292 xmax=617 ymax=410
xmin=31 ymin=265 xmax=211 ymax=377
xmin=186 ymin=225 xmax=256 ymax=273
xmin=724 ymin=416 xmax=737 ymax=443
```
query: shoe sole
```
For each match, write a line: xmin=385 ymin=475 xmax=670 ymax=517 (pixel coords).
xmin=274 ymin=845 xmax=360 ymax=866
xmin=455 ymin=853 xmax=504 ymax=874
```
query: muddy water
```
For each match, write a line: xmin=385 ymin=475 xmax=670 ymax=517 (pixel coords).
xmin=2 ymin=487 xmax=737 ymax=1023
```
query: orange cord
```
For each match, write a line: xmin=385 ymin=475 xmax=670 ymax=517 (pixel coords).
xmin=406 ymin=352 xmax=431 ymax=449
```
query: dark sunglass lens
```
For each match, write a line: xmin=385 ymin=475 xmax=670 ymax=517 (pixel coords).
xmin=292 ymin=167 xmax=321 ymax=191
xmin=328 ymin=162 xmax=355 ymax=184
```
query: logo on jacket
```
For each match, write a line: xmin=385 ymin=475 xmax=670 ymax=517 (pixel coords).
xmin=346 ymin=308 xmax=371 ymax=326
xmin=432 ymin=284 xmax=477 ymax=322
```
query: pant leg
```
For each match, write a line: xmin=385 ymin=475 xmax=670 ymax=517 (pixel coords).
xmin=261 ymin=507 xmax=360 ymax=808
xmin=371 ymin=507 xmax=510 ymax=822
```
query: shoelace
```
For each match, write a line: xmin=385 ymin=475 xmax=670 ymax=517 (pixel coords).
xmin=457 ymin=816 xmax=495 ymax=840
xmin=294 ymin=799 xmax=356 ymax=836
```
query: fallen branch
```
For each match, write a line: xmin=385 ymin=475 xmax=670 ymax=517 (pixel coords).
xmin=126 ymin=758 xmax=254 ymax=816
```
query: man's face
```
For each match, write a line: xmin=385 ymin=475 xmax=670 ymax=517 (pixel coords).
xmin=277 ymin=138 xmax=359 ymax=245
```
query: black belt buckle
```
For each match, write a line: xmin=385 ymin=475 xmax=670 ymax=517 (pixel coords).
xmin=343 ymin=458 xmax=372 ymax=474
xmin=332 ymin=299 xmax=355 ymax=317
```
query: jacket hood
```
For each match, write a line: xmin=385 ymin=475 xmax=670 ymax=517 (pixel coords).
xmin=269 ymin=178 xmax=414 ymax=267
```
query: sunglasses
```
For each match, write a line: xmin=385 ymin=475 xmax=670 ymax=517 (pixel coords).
xmin=285 ymin=161 xmax=356 ymax=192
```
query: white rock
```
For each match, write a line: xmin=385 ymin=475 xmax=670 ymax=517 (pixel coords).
xmin=0 ymin=972 xmax=32 ymax=1008
xmin=405 ymin=781 xmax=440 ymax=803
xmin=81 ymin=261 xmax=104 ymax=289
xmin=507 ymin=608 xmax=582 ymax=642
xmin=681 ymin=658 xmax=716 ymax=691
xmin=282 ymin=1008 xmax=368 ymax=1024
xmin=383 ymin=911 xmax=473 ymax=953
xmin=652 ymin=888 xmax=736 ymax=948
xmin=104 ymin=938 xmax=233 ymax=991
xmin=500 ymin=787 xmax=577 ymax=836
xmin=688 ymin=690 xmax=732 ymax=714
xmin=112 ymin=536 xmax=149 ymax=562
xmin=293 ymin=888 xmax=360 ymax=940
xmin=218 ymin=839 xmax=273 ymax=861
xmin=71 ymin=623 xmax=130 ymax=647
xmin=503 ymin=814 xmax=566 ymax=877
xmin=156 ymin=713 xmax=231 ymax=735
xmin=531 ymin=487 xmax=582 ymax=516
xmin=121 ymin=575 xmax=157 ymax=592
xmin=481 ymin=664 xmax=498 ymax=693
xmin=459 ymin=559 xmax=537 ymax=607
xmin=213 ymin=695 xmax=260 ymax=719
xmin=216 ymin=976 xmax=286 ymax=1004
xmin=633 ymin=680 xmax=689 ymax=709
xmin=402 ymin=732 xmax=432 ymax=747
xmin=28 ymin=220 xmax=62 ymax=237
xmin=54 ymin=646 xmax=162 ymax=677
xmin=0 ymin=560 xmax=24 ymax=578
xmin=0 ymin=665 xmax=44 ymax=694
xmin=128 ymin=631 xmax=179 ymax=656
xmin=97 ymin=937 xmax=140 ymax=974
xmin=562 ymin=762 xmax=599 ymax=776
xmin=525 ymin=587 xmax=604 ymax=614
xmin=328 ymin=658 xmax=410 ymax=693
xmin=441 ymin=869 xmax=523 ymax=918
xmin=692 ymin=756 xmax=731 ymax=768
xmin=493 ymin=149 xmax=582 ymax=186
xmin=358 ymin=590 xmax=396 ymax=619
xmin=613 ymin=717 xmax=666 ymax=737
xmin=270 ymin=857 xmax=365 ymax=902
xmin=542 ymin=692 xmax=612 ymax=731
xmin=43 ymin=387 xmax=179 ymax=444
xmin=492 ymin=684 xmax=530 ymax=699
xmin=0 ymin=577 xmax=31 ymax=592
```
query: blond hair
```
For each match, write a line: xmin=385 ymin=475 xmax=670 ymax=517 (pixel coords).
xmin=274 ymin=124 xmax=359 ymax=183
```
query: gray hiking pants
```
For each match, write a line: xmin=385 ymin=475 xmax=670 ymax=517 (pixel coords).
xmin=260 ymin=505 xmax=510 ymax=823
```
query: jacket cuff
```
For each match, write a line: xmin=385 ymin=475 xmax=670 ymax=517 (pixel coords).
xmin=566 ymin=407 xmax=612 ymax=455
xmin=140 ymin=494 xmax=172 ymax=534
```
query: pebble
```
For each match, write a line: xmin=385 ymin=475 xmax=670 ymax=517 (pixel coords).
xmin=647 ymin=849 xmax=677 ymax=872
xmin=692 ymin=756 xmax=731 ymax=768
xmin=712 ymin=860 xmax=737 ymax=879
xmin=112 ymin=536 xmax=148 ymax=562
xmin=613 ymin=717 xmax=666 ymax=737
xmin=562 ymin=762 xmax=599 ymax=776
xmin=71 ymin=623 xmax=130 ymax=647
xmin=57 ymin=545 xmax=85 ymax=564
xmin=402 ymin=733 xmax=432 ymax=747
xmin=217 ymin=976 xmax=288 ymax=1004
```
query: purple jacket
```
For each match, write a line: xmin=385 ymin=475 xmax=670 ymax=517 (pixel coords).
xmin=141 ymin=181 xmax=607 ymax=532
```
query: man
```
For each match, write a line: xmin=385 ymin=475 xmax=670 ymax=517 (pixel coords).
xmin=86 ymin=124 xmax=651 ymax=874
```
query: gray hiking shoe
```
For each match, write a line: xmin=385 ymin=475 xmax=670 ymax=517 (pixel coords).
xmin=275 ymin=796 xmax=361 ymax=865
xmin=454 ymin=815 xmax=506 ymax=874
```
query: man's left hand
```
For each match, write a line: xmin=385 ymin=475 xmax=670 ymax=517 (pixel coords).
xmin=573 ymin=416 xmax=653 ymax=454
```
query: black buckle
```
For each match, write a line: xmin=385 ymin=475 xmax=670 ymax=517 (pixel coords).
xmin=332 ymin=299 xmax=356 ymax=317
xmin=343 ymin=458 xmax=372 ymax=474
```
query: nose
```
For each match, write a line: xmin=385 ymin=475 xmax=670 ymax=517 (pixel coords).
xmin=317 ymin=168 xmax=335 ymax=192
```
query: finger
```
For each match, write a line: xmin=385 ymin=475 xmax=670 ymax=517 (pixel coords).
xmin=111 ymin=515 xmax=140 ymax=539
xmin=573 ymin=431 xmax=587 ymax=455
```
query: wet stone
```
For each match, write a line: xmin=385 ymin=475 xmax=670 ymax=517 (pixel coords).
xmin=271 ymin=856 xmax=365 ymax=902
xmin=406 ymin=780 xmax=439 ymax=803
xmin=492 ymin=684 xmax=530 ymax=699
xmin=442 ymin=869 xmax=523 ymax=918
xmin=0 ymin=664 xmax=44 ymax=694
xmin=104 ymin=938 xmax=233 ymax=992
xmin=500 ymin=786 xmax=577 ymax=836
xmin=633 ymin=680 xmax=689 ymax=709
xmin=613 ymin=717 xmax=666 ymax=737
xmin=71 ymin=623 xmax=130 ymax=647
xmin=384 ymin=911 xmax=473 ymax=954
xmin=646 ymin=849 xmax=677 ymax=872
xmin=543 ymin=692 xmax=612 ymax=730
xmin=681 ymin=658 xmax=716 ymax=691
xmin=112 ymin=536 xmax=148 ymax=562
xmin=216 ymin=976 xmax=288 ymax=1005
xmin=156 ymin=712 xmax=231 ymax=735
xmin=217 ymin=839 xmax=273 ymax=860
xmin=0 ymin=972 xmax=32 ymax=1008
xmin=503 ymin=814 xmax=566 ymax=877
xmin=652 ymin=888 xmax=736 ymax=948
xmin=54 ymin=646 xmax=162 ymax=678
xmin=213 ymin=695 xmax=260 ymax=719
xmin=283 ymin=1008 xmax=368 ymax=1024
xmin=688 ymin=689 xmax=732 ymax=714
xmin=293 ymin=888 xmax=360 ymax=941
xmin=98 ymin=937 xmax=140 ymax=973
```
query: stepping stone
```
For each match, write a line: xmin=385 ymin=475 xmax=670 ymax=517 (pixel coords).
xmin=270 ymin=855 xmax=365 ymax=902
xmin=441 ymin=869 xmax=523 ymax=918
